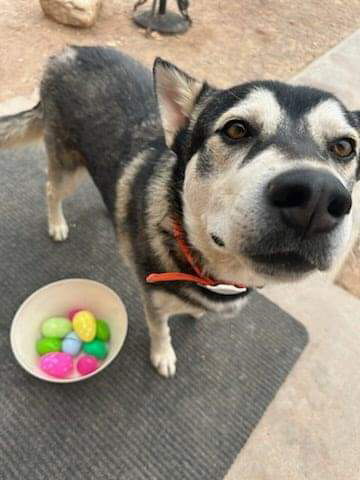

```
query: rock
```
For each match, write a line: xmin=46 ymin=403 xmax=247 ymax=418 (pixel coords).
xmin=39 ymin=0 xmax=102 ymax=28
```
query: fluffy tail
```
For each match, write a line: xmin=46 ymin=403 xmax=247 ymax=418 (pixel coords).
xmin=0 ymin=102 xmax=43 ymax=149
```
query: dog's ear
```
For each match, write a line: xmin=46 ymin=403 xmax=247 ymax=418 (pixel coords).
xmin=153 ymin=58 xmax=204 ymax=147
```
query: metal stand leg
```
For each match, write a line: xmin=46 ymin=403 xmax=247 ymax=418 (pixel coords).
xmin=146 ymin=0 xmax=158 ymax=36
xmin=133 ymin=0 xmax=191 ymax=35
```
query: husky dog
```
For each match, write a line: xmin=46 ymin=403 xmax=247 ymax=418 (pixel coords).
xmin=1 ymin=46 xmax=359 ymax=377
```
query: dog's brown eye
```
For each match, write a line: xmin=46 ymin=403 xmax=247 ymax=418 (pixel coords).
xmin=330 ymin=138 xmax=355 ymax=159
xmin=223 ymin=121 xmax=248 ymax=140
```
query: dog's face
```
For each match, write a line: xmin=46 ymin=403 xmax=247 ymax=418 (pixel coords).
xmin=154 ymin=59 xmax=360 ymax=286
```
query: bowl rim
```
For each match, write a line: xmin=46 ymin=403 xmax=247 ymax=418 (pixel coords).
xmin=10 ymin=278 xmax=128 ymax=383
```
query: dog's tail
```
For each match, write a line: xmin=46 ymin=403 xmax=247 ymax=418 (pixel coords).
xmin=0 ymin=102 xmax=44 ymax=149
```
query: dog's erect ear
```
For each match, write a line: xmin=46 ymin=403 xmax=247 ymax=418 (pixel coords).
xmin=153 ymin=58 xmax=204 ymax=147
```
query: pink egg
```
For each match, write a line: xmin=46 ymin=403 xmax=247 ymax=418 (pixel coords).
xmin=77 ymin=355 xmax=99 ymax=376
xmin=68 ymin=308 xmax=84 ymax=321
xmin=40 ymin=352 xmax=73 ymax=378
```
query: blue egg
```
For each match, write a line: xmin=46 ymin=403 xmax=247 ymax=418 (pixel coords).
xmin=61 ymin=332 xmax=82 ymax=356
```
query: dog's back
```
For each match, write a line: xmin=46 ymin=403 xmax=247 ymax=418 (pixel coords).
xmin=40 ymin=46 xmax=164 ymax=213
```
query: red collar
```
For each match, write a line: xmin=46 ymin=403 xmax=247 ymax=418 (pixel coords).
xmin=146 ymin=219 xmax=247 ymax=291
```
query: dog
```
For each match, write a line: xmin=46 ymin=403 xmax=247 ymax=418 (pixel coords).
xmin=1 ymin=46 xmax=359 ymax=377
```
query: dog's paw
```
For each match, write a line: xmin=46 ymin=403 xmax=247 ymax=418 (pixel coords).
xmin=48 ymin=221 xmax=69 ymax=242
xmin=151 ymin=342 xmax=177 ymax=378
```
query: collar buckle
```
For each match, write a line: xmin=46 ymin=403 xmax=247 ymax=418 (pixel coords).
xmin=201 ymin=284 xmax=247 ymax=295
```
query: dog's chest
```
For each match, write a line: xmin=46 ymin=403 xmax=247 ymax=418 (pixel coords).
xmin=152 ymin=288 xmax=249 ymax=320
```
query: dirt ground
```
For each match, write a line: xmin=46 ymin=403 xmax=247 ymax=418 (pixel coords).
xmin=1 ymin=0 xmax=360 ymax=101
xmin=1 ymin=0 xmax=360 ymax=297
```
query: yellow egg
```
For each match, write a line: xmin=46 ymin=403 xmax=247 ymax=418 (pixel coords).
xmin=72 ymin=310 xmax=96 ymax=342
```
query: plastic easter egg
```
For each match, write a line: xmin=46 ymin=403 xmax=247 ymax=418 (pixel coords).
xmin=62 ymin=332 xmax=82 ymax=356
xmin=68 ymin=308 xmax=83 ymax=321
xmin=77 ymin=355 xmax=99 ymax=375
xmin=83 ymin=339 xmax=108 ymax=359
xmin=36 ymin=337 xmax=62 ymax=356
xmin=40 ymin=352 xmax=73 ymax=378
xmin=95 ymin=319 xmax=111 ymax=342
xmin=73 ymin=310 xmax=96 ymax=342
xmin=41 ymin=317 xmax=72 ymax=338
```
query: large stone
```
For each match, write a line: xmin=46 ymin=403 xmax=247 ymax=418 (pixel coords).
xmin=39 ymin=0 xmax=102 ymax=28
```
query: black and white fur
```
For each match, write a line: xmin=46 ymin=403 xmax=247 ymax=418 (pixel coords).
xmin=1 ymin=46 xmax=359 ymax=377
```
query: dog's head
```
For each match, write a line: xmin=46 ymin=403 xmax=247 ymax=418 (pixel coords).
xmin=154 ymin=59 xmax=360 ymax=286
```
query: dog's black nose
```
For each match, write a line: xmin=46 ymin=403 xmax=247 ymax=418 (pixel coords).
xmin=267 ymin=169 xmax=352 ymax=235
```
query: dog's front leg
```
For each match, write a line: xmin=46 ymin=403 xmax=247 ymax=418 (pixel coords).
xmin=144 ymin=298 xmax=177 ymax=378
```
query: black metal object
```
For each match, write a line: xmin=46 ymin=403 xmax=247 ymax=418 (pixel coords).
xmin=133 ymin=0 xmax=192 ymax=35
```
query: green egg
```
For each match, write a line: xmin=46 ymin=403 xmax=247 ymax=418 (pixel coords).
xmin=95 ymin=319 xmax=111 ymax=342
xmin=83 ymin=339 xmax=108 ymax=359
xmin=41 ymin=316 xmax=72 ymax=338
xmin=36 ymin=337 xmax=62 ymax=356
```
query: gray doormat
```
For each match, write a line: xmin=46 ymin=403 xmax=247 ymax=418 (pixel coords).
xmin=0 ymin=146 xmax=308 ymax=480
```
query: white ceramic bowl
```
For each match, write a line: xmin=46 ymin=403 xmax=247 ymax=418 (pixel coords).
xmin=10 ymin=278 xmax=128 ymax=383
